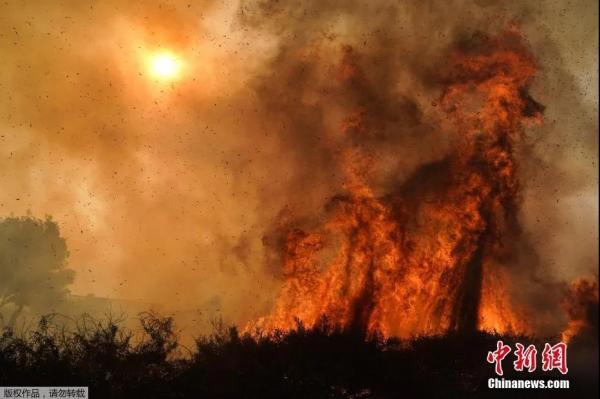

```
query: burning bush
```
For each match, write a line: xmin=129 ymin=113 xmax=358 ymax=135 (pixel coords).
xmin=561 ymin=277 xmax=599 ymax=344
xmin=250 ymin=29 xmax=550 ymax=340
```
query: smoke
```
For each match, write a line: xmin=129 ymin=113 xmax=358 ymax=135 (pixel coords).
xmin=0 ymin=0 xmax=596 ymax=334
xmin=562 ymin=277 xmax=599 ymax=344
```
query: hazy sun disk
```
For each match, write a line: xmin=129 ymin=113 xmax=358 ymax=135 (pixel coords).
xmin=149 ymin=52 xmax=181 ymax=80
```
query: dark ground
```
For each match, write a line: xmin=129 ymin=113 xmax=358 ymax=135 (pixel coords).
xmin=0 ymin=314 xmax=597 ymax=398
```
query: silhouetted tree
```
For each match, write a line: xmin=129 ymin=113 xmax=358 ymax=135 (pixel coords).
xmin=0 ymin=216 xmax=74 ymax=328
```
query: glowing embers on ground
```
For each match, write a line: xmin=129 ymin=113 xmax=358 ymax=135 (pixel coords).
xmin=248 ymin=30 xmax=548 ymax=339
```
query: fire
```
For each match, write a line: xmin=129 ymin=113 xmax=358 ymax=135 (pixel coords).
xmin=561 ymin=277 xmax=599 ymax=343
xmin=249 ymin=30 xmax=547 ymax=339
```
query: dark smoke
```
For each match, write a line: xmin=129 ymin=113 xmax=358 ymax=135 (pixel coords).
xmin=239 ymin=0 xmax=595 ymax=337
xmin=0 ymin=0 xmax=595 ymax=335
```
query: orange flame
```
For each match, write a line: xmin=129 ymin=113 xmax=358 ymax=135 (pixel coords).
xmin=250 ymin=30 xmax=546 ymax=339
xmin=561 ymin=277 xmax=599 ymax=343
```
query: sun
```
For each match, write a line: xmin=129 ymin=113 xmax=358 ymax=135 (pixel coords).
xmin=148 ymin=52 xmax=181 ymax=80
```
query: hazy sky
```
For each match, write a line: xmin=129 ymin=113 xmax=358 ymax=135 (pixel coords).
xmin=1 ymin=0 xmax=597 ymax=329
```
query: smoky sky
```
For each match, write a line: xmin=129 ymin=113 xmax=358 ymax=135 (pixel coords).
xmin=0 ymin=0 xmax=597 ymax=331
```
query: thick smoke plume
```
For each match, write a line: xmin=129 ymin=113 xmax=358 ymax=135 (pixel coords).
xmin=248 ymin=26 xmax=556 ymax=337
xmin=0 ymin=0 xmax=597 ymax=336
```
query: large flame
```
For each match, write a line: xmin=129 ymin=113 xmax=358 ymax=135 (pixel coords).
xmin=250 ymin=29 xmax=546 ymax=339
